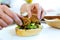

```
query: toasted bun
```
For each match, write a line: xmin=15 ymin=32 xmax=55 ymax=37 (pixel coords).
xmin=15 ymin=25 xmax=42 ymax=36
xmin=45 ymin=18 xmax=60 ymax=29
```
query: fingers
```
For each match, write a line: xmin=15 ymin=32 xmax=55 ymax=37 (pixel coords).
xmin=31 ymin=3 xmax=41 ymax=19
xmin=20 ymin=4 xmax=32 ymax=18
xmin=33 ymin=3 xmax=43 ymax=20
xmin=0 ymin=19 xmax=8 ymax=27
xmin=1 ymin=5 xmax=22 ymax=26
xmin=34 ymin=4 xmax=41 ymax=19
xmin=32 ymin=3 xmax=44 ymax=20
xmin=20 ymin=4 xmax=27 ymax=13
xmin=16 ymin=14 xmax=23 ymax=19
xmin=28 ymin=4 xmax=39 ymax=18
xmin=33 ymin=3 xmax=40 ymax=11
xmin=26 ymin=5 xmax=32 ymax=18
xmin=0 ymin=8 xmax=13 ymax=25
xmin=38 ymin=8 xmax=44 ymax=20
xmin=27 ymin=9 xmax=32 ymax=18
xmin=40 ymin=8 xmax=44 ymax=19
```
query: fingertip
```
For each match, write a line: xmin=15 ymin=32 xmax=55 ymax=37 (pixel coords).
xmin=18 ymin=20 xmax=23 ymax=26
xmin=20 ymin=22 xmax=23 ymax=26
xmin=14 ymin=17 xmax=23 ymax=26
xmin=28 ymin=12 xmax=32 ymax=18
xmin=28 ymin=15 xmax=32 ymax=18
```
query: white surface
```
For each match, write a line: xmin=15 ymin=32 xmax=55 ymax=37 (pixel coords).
xmin=10 ymin=0 xmax=60 ymax=16
xmin=10 ymin=0 xmax=60 ymax=11
xmin=0 ymin=23 xmax=60 ymax=40
xmin=45 ymin=11 xmax=60 ymax=16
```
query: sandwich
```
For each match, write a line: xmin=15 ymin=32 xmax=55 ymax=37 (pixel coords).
xmin=15 ymin=0 xmax=42 ymax=36
xmin=15 ymin=14 xmax=42 ymax=36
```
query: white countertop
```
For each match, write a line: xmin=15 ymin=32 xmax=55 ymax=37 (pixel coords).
xmin=0 ymin=23 xmax=60 ymax=40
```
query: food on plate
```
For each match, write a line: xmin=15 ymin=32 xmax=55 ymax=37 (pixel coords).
xmin=15 ymin=14 xmax=42 ymax=36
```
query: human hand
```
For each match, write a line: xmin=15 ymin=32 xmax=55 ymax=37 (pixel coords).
xmin=20 ymin=3 xmax=44 ymax=20
xmin=0 ymin=5 xmax=22 ymax=29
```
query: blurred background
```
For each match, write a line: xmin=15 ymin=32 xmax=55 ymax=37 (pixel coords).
xmin=0 ymin=0 xmax=60 ymax=15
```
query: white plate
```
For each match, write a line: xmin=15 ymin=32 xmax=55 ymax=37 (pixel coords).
xmin=0 ymin=23 xmax=60 ymax=40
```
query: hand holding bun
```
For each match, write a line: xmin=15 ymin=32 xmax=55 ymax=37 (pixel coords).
xmin=20 ymin=3 xmax=44 ymax=20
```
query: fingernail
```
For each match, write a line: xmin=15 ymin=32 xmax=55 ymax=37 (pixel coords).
xmin=28 ymin=15 xmax=32 ymax=18
xmin=18 ymin=20 xmax=23 ymax=26
xmin=19 ymin=22 xmax=23 ymax=26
